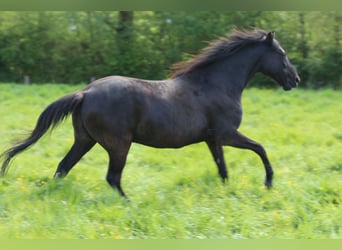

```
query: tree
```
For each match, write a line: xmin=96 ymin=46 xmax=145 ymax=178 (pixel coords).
xmin=0 ymin=11 xmax=341 ymax=88
xmin=297 ymin=12 xmax=310 ymax=88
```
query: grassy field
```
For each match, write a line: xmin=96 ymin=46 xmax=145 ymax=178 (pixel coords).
xmin=0 ymin=83 xmax=341 ymax=239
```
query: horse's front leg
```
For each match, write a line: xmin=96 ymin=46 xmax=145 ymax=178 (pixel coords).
xmin=206 ymin=140 xmax=228 ymax=182
xmin=221 ymin=130 xmax=273 ymax=188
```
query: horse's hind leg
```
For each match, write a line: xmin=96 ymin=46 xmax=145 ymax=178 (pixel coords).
xmin=54 ymin=114 xmax=96 ymax=178
xmin=53 ymin=138 xmax=95 ymax=178
xmin=100 ymin=135 xmax=132 ymax=197
xmin=206 ymin=141 xmax=228 ymax=182
xmin=222 ymin=130 xmax=273 ymax=188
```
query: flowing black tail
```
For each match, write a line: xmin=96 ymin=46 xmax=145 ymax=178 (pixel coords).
xmin=1 ymin=91 xmax=84 ymax=177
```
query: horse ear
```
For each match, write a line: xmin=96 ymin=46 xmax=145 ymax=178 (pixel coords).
xmin=265 ymin=31 xmax=275 ymax=44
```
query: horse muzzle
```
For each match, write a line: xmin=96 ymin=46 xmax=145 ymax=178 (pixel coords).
xmin=283 ymin=74 xmax=300 ymax=91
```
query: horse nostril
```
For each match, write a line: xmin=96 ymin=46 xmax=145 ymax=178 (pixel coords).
xmin=295 ymin=75 xmax=300 ymax=83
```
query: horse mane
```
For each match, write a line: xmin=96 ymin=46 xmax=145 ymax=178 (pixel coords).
xmin=169 ymin=29 xmax=268 ymax=78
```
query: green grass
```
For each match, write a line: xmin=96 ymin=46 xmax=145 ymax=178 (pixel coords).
xmin=0 ymin=83 xmax=341 ymax=239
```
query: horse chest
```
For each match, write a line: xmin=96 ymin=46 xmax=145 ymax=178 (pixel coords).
xmin=208 ymin=103 xmax=243 ymax=135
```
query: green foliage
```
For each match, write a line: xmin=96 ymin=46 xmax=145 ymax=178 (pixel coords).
xmin=0 ymin=84 xmax=341 ymax=239
xmin=0 ymin=11 xmax=341 ymax=88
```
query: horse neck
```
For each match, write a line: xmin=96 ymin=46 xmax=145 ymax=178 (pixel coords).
xmin=204 ymin=45 xmax=264 ymax=98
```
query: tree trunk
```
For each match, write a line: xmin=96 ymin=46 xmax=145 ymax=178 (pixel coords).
xmin=117 ymin=11 xmax=134 ymax=34
xmin=298 ymin=12 xmax=309 ymax=87
xmin=116 ymin=11 xmax=134 ymax=76
xmin=116 ymin=11 xmax=134 ymax=54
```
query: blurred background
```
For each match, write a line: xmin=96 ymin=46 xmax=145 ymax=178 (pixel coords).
xmin=0 ymin=11 xmax=341 ymax=89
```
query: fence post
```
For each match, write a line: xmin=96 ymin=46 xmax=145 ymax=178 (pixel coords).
xmin=24 ymin=75 xmax=30 ymax=85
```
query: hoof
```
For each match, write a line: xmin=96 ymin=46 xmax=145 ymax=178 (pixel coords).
xmin=264 ymin=180 xmax=273 ymax=189
xmin=53 ymin=172 xmax=66 ymax=179
xmin=221 ymin=176 xmax=228 ymax=184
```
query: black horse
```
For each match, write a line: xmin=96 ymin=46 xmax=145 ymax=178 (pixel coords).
xmin=1 ymin=30 xmax=299 ymax=197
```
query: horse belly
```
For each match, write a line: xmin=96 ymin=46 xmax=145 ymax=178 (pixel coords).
xmin=133 ymin=131 xmax=205 ymax=148
xmin=133 ymin=114 xmax=207 ymax=148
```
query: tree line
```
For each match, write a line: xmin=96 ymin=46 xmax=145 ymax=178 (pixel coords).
xmin=0 ymin=11 xmax=341 ymax=89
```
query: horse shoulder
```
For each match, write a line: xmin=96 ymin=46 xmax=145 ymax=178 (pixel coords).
xmin=205 ymin=94 xmax=243 ymax=137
